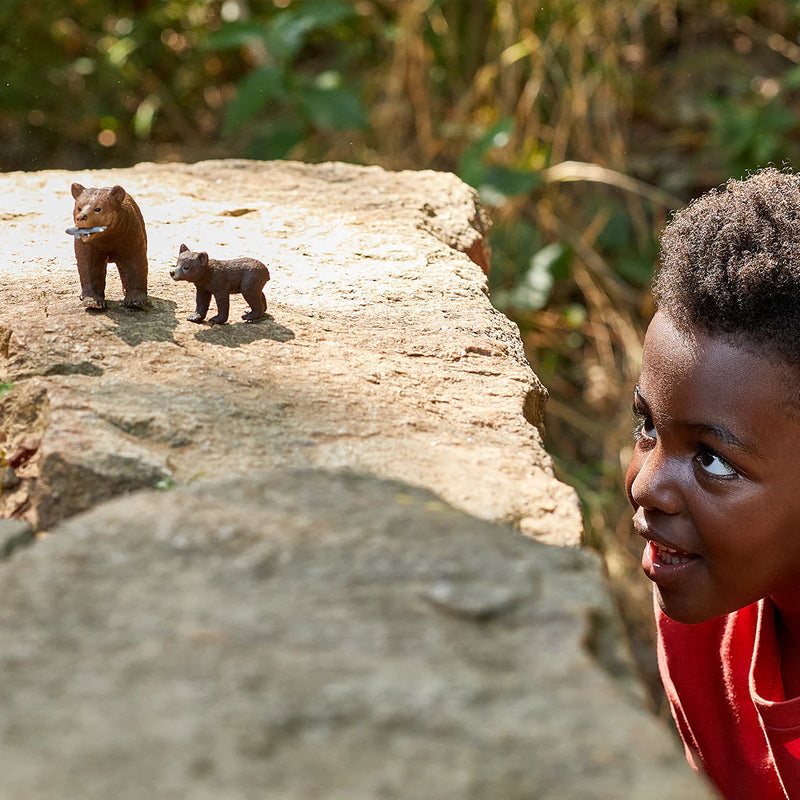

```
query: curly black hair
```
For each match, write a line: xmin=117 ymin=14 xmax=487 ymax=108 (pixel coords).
xmin=655 ymin=167 xmax=800 ymax=367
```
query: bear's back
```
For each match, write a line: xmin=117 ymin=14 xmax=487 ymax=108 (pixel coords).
xmin=207 ymin=257 xmax=269 ymax=292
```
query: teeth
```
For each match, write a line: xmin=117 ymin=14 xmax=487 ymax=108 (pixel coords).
xmin=655 ymin=543 xmax=693 ymax=565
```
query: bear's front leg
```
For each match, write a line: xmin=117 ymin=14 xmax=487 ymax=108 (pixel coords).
xmin=188 ymin=288 xmax=211 ymax=323
xmin=207 ymin=291 xmax=230 ymax=325
xmin=118 ymin=256 xmax=148 ymax=308
xmin=76 ymin=244 xmax=108 ymax=309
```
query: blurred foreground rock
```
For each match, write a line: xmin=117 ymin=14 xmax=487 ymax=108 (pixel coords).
xmin=0 ymin=160 xmax=713 ymax=798
xmin=0 ymin=471 xmax=712 ymax=799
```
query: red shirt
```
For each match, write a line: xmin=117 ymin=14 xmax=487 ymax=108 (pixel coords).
xmin=657 ymin=595 xmax=800 ymax=798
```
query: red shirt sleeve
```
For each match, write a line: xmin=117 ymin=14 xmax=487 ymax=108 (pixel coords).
xmin=749 ymin=600 xmax=800 ymax=797
xmin=656 ymin=595 xmax=788 ymax=799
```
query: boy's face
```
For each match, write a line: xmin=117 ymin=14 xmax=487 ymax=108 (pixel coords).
xmin=625 ymin=310 xmax=800 ymax=624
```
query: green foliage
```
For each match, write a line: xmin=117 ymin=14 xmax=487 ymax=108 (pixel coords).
xmin=596 ymin=206 xmax=658 ymax=288
xmin=489 ymin=219 xmax=543 ymax=288
xmin=207 ymin=2 xmax=356 ymax=59
xmin=493 ymin=241 xmax=570 ymax=312
xmin=204 ymin=2 xmax=367 ymax=156
xmin=707 ymin=94 xmax=796 ymax=178
xmin=459 ymin=118 xmax=544 ymax=204
xmin=222 ymin=65 xmax=286 ymax=134
xmin=0 ymin=0 xmax=219 ymax=165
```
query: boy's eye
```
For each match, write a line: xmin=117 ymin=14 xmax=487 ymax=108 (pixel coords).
xmin=695 ymin=449 xmax=737 ymax=479
xmin=633 ymin=412 xmax=656 ymax=442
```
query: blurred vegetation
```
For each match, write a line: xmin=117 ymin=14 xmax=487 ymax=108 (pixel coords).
xmin=4 ymin=0 xmax=800 ymax=698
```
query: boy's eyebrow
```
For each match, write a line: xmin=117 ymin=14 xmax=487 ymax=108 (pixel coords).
xmin=633 ymin=385 xmax=762 ymax=458
xmin=684 ymin=422 xmax=763 ymax=459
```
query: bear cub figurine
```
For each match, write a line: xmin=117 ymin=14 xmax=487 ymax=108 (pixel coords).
xmin=69 ymin=183 xmax=148 ymax=309
xmin=170 ymin=244 xmax=270 ymax=324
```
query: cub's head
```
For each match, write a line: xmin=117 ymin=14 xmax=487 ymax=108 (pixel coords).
xmin=71 ymin=183 xmax=126 ymax=229
xmin=170 ymin=244 xmax=209 ymax=282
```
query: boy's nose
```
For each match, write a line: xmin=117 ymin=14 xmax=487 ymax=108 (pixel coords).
xmin=627 ymin=447 xmax=683 ymax=515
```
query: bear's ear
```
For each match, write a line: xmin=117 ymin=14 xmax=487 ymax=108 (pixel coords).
xmin=198 ymin=252 xmax=209 ymax=266
xmin=71 ymin=183 xmax=85 ymax=199
xmin=109 ymin=185 xmax=126 ymax=204
xmin=179 ymin=243 xmax=189 ymax=253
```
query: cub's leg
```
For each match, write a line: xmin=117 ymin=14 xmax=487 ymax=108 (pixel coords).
xmin=241 ymin=292 xmax=267 ymax=321
xmin=241 ymin=275 xmax=267 ymax=321
xmin=188 ymin=288 xmax=211 ymax=323
xmin=207 ymin=291 xmax=230 ymax=325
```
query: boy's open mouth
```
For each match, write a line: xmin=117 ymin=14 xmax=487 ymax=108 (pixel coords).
xmin=653 ymin=542 xmax=697 ymax=566
xmin=642 ymin=540 xmax=701 ymax=588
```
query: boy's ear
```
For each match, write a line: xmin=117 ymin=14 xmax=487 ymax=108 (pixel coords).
xmin=179 ymin=243 xmax=189 ymax=253
xmin=109 ymin=185 xmax=126 ymax=204
xmin=71 ymin=183 xmax=85 ymax=199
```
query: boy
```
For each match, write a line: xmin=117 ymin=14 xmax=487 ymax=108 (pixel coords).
xmin=626 ymin=168 xmax=800 ymax=799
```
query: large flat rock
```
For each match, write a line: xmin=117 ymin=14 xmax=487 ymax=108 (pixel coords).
xmin=0 ymin=160 xmax=577 ymax=543
xmin=0 ymin=470 xmax=712 ymax=799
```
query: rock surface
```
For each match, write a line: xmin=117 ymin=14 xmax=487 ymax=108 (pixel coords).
xmin=0 ymin=160 xmax=576 ymax=542
xmin=0 ymin=160 xmax=713 ymax=797
xmin=0 ymin=470 xmax=712 ymax=799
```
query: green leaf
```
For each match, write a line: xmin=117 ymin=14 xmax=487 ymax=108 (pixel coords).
xmin=224 ymin=65 xmax=285 ymax=134
xmin=487 ymin=218 xmax=542 ymax=295
xmin=204 ymin=3 xmax=358 ymax=64
xmin=502 ymin=242 xmax=569 ymax=311
xmin=248 ymin=118 xmax=306 ymax=159
xmin=458 ymin=117 xmax=516 ymax=189
xmin=265 ymin=2 xmax=359 ymax=62
xmin=290 ymin=1 xmax=358 ymax=28
xmin=479 ymin=165 xmax=539 ymax=205
xmin=458 ymin=146 xmax=486 ymax=189
xmin=204 ymin=21 xmax=267 ymax=51
xmin=480 ymin=117 xmax=514 ymax=149
xmin=133 ymin=94 xmax=160 ymax=140
xmin=782 ymin=65 xmax=800 ymax=91
xmin=297 ymin=85 xmax=366 ymax=131
xmin=615 ymin=255 xmax=654 ymax=287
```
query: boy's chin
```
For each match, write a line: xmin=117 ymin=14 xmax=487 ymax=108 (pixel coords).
xmin=655 ymin=587 xmax=742 ymax=626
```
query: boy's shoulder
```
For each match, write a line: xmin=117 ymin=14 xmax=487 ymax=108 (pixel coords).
xmin=657 ymin=599 xmax=792 ymax=797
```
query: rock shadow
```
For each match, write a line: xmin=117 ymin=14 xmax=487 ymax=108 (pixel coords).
xmin=192 ymin=314 xmax=295 ymax=348
xmin=102 ymin=297 xmax=179 ymax=346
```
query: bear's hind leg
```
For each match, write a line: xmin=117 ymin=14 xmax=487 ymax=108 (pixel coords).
xmin=241 ymin=289 xmax=267 ymax=322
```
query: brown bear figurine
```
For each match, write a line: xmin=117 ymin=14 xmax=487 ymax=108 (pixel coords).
xmin=68 ymin=183 xmax=148 ymax=309
xmin=170 ymin=244 xmax=270 ymax=324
